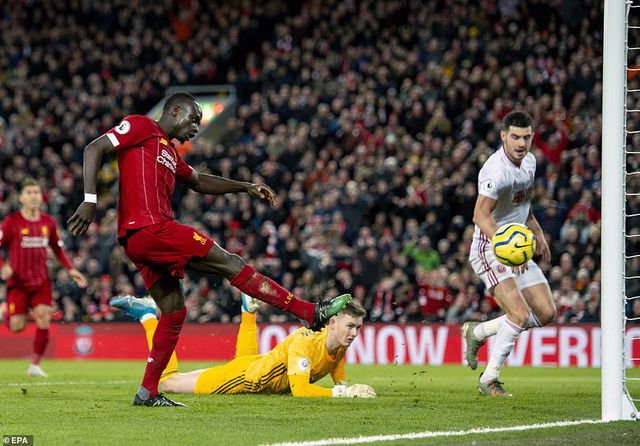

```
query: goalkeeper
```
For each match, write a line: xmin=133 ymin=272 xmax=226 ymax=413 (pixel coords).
xmin=111 ymin=294 xmax=376 ymax=399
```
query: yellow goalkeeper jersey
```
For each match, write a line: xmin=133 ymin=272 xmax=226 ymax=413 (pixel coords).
xmin=243 ymin=326 xmax=347 ymax=396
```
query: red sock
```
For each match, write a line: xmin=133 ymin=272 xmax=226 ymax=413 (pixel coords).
xmin=139 ymin=307 xmax=186 ymax=399
xmin=33 ymin=327 xmax=49 ymax=365
xmin=230 ymin=265 xmax=315 ymax=326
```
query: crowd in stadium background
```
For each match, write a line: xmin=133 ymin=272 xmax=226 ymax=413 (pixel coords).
xmin=0 ymin=0 xmax=637 ymax=326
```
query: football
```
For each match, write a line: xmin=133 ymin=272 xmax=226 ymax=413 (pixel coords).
xmin=491 ymin=223 xmax=537 ymax=267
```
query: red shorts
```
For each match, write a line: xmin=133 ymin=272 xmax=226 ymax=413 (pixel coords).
xmin=7 ymin=281 xmax=53 ymax=316
xmin=123 ymin=220 xmax=214 ymax=290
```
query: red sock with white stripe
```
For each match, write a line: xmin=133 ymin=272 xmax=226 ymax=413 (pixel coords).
xmin=138 ymin=307 xmax=186 ymax=399
xmin=32 ymin=327 xmax=49 ymax=365
xmin=230 ymin=265 xmax=315 ymax=326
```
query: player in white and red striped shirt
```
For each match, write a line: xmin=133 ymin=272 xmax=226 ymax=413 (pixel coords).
xmin=464 ymin=111 xmax=556 ymax=397
xmin=1 ymin=178 xmax=87 ymax=377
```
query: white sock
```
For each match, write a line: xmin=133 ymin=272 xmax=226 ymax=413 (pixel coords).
xmin=140 ymin=313 xmax=156 ymax=323
xmin=473 ymin=315 xmax=507 ymax=340
xmin=526 ymin=312 xmax=542 ymax=329
xmin=473 ymin=312 xmax=541 ymax=341
xmin=480 ymin=318 xmax=524 ymax=383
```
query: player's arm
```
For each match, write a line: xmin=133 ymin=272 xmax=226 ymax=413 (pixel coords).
xmin=182 ymin=169 xmax=278 ymax=207
xmin=0 ymin=219 xmax=13 ymax=280
xmin=472 ymin=194 xmax=499 ymax=238
xmin=0 ymin=262 xmax=10 ymax=280
xmin=327 ymin=356 xmax=375 ymax=397
xmin=286 ymin=342 xmax=375 ymax=398
xmin=288 ymin=374 xmax=333 ymax=397
xmin=525 ymin=207 xmax=551 ymax=263
xmin=331 ymin=357 xmax=347 ymax=385
xmin=289 ymin=375 xmax=375 ymax=398
xmin=67 ymin=135 xmax=115 ymax=236
xmin=48 ymin=224 xmax=88 ymax=287
xmin=289 ymin=369 xmax=376 ymax=398
xmin=286 ymin=341 xmax=333 ymax=397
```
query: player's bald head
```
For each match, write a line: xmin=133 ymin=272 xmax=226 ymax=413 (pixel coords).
xmin=159 ymin=92 xmax=203 ymax=142
xmin=163 ymin=92 xmax=198 ymax=114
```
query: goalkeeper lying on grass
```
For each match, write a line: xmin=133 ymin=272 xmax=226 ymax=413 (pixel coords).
xmin=111 ymin=294 xmax=376 ymax=400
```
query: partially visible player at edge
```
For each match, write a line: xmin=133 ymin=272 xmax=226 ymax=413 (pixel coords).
xmin=110 ymin=295 xmax=375 ymax=400
xmin=67 ymin=92 xmax=352 ymax=407
xmin=1 ymin=178 xmax=88 ymax=377
xmin=464 ymin=111 xmax=556 ymax=397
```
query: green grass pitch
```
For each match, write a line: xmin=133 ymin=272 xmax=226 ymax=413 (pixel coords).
xmin=0 ymin=360 xmax=639 ymax=445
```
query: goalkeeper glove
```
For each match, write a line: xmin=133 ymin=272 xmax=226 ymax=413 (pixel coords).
xmin=332 ymin=384 xmax=376 ymax=398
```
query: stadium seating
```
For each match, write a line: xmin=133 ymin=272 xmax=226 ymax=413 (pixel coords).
xmin=0 ymin=0 xmax=617 ymax=325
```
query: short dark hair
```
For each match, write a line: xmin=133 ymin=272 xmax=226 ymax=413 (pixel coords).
xmin=502 ymin=111 xmax=533 ymax=132
xmin=162 ymin=92 xmax=197 ymax=113
xmin=20 ymin=177 xmax=40 ymax=191
xmin=340 ymin=299 xmax=367 ymax=319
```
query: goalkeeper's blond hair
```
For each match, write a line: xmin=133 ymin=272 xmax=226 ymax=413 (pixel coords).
xmin=339 ymin=299 xmax=366 ymax=319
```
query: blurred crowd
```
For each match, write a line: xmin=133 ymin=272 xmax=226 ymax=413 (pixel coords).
xmin=0 ymin=0 xmax=638 ymax=325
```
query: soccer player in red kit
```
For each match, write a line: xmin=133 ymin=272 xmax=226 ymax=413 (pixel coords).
xmin=68 ymin=92 xmax=351 ymax=407
xmin=1 ymin=178 xmax=88 ymax=377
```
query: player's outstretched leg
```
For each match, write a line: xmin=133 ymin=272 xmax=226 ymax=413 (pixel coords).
xmin=110 ymin=295 xmax=158 ymax=320
xmin=228 ymin=264 xmax=351 ymax=329
xmin=477 ymin=372 xmax=512 ymax=397
xmin=461 ymin=321 xmax=484 ymax=370
xmin=310 ymin=294 xmax=352 ymax=331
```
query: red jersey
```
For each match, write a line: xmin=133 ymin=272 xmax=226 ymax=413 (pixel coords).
xmin=0 ymin=211 xmax=73 ymax=289
xmin=104 ymin=115 xmax=194 ymax=238
xmin=417 ymin=283 xmax=453 ymax=317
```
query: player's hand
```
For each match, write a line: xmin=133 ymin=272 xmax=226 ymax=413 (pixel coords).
xmin=67 ymin=202 xmax=97 ymax=236
xmin=69 ymin=268 xmax=88 ymax=288
xmin=535 ymin=234 xmax=551 ymax=264
xmin=0 ymin=263 xmax=13 ymax=280
xmin=512 ymin=263 xmax=529 ymax=275
xmin=247 ymin=183 xmax=278 ymax=207
xmin=346 ymin=384 xmax=376 ymax=398
xmin=332 ymin=384 xmax=376 ymax=398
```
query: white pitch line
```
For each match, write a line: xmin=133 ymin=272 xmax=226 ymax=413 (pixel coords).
xmin=4 ymin=380 xmax=136 ymax=387
xmin=262 ymin=419 xmax=606 ymax=446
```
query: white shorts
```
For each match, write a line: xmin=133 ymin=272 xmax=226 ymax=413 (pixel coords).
xmin=469 ymin=235 xmax=548 ymax=292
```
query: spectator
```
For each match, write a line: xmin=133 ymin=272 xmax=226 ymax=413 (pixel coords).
xmin=0 ymin=0 xmax=609 ymax=324
xmin=402 ymin=235 xmax=440 ymax=272
xmin=416 ymin=267 xmax=454 ymax=322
